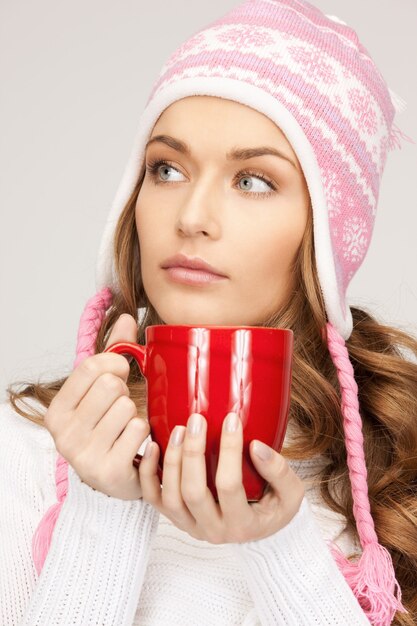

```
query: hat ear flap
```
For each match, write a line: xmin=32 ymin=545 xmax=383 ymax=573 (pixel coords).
xmin=32 ymin=287 xmax=114 ymax=576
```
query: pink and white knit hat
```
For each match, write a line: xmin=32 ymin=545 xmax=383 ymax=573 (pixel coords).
xmin=96 ymin=0 xmax=413 ymax=341
xmin=33 ymin=1 xmax=413 ymax=623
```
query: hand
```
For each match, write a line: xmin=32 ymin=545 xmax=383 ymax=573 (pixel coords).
xmin=138 ymin=412 xmax=305 ymax=543
xmin=44 ymin=313 xmax=151 ymax=500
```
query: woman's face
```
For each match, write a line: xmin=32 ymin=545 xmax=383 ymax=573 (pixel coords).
xmin=135 ymin=95 xmax=310 ymax=325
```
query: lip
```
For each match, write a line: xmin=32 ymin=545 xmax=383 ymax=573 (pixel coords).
xmin=161 ymin=253 xmax=228 ymax=277
xmin=161 ymin=253 xmax=228 ymax=286
xmin=164 ymin=267 xmax=227 ymax=286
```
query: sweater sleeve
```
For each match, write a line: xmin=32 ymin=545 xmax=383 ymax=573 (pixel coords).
xmin=20 ymin=463 xmax=160 ymax=626
xmin=229 ymin=496 xmax=370 ymax=626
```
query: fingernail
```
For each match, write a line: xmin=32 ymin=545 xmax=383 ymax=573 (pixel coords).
xmin=144 ymin=441 xmax=153 ymax=458
xmin=170 ymin=425 xmax=185 ymax=447
xmin=253 ymin=440 xmax=272 ymax=461
xmin=187 ymin=413 xmax=203 ymax=436
xmin=224 ymin=412 xmax=239 ymax=432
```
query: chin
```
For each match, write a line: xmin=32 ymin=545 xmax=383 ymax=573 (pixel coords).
xmin=158 ymin=310 xmax=226 ymax=327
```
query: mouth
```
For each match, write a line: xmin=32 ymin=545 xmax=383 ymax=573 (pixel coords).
xmin=161 ymin=253 xmax=229 ymax=286
xmin=163 ymin=266 xmax=228 ymax=286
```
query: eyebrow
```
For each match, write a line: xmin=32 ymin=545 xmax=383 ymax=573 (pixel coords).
xmin=145 ymin=134 xmax=298 ymax=170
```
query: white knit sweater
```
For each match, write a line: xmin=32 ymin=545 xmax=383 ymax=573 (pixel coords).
xmin=0 ymin=397 xmax=371 ymax=625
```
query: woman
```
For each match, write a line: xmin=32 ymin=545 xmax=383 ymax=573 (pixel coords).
xmin=2 ymin=1 xmax=416 ymax=624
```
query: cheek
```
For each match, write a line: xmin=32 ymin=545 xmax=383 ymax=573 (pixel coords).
xmin=135 ymin=201 xmax=160 ymax=250
xmin=136 ymin=216 xmax=156 ymax=280
xmin=135 ymin=203 xmax=172 ymax=288
xmin=136 ymin=196 xmax=150 ymax=230
xmin=238 ymin=220 xmax=304 ymax=294
xmin=243 ymin=225 xmax=298 ymax=268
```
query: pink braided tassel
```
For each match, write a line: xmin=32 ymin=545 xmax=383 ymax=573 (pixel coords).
xmin=325 ymin=322 xmax=407 ymax=625
xmin=32 ymin=286 xmax=113 ymax=576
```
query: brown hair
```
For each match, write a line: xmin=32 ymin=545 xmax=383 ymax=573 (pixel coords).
xmin=7 ymin=165 xmax=417 ymax=624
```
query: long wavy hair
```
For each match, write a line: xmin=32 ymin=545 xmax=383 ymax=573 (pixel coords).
xmin=7 ymin=164 xmax=417 ymax=624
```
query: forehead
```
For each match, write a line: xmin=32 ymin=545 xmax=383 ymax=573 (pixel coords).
xmin=151 ymin=96 xmax=297 ymax=159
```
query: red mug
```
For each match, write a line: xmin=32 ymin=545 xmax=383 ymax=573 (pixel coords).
xmin=104 ymin=324 xmax=293 ymax=501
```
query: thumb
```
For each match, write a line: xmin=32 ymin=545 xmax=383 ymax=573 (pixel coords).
xmin=249 ymin=441 xmax=305 ymax=506
xmin=104 ymin=313 xmax=138 ymax=352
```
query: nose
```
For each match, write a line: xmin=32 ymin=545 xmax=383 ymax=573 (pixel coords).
xmin=175 ymin=173 xmax=221 ymax=239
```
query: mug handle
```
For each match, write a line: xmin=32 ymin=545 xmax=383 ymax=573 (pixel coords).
xmin=103 ymin=341 xmax=147 ymax=377
xmin=103 ymin=341 xmax=163 ymax=481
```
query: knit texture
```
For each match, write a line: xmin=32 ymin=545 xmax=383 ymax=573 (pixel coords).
xmin=325 ymin=323 xmax=404 ymax=624
xmin=1 ymin=398 xmax=371 ymax=625
xmin=96 ymin=0 xmax=414 ymax=340
xmin=28 ymin=1 xmax=413 ymax=622
xmin=31 ymin=287 xmax=113 ymax=575
xmin=90 ymin=2 xmax=412 ymax=618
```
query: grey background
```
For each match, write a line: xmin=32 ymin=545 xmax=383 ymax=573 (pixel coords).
xmin=1 ymin=0 xmax=416 ymax=402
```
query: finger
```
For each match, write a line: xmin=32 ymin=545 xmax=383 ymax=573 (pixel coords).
xmin=93 ymin=395 xmax=144 ymax=452
xmin=75 ymin=372 xmax=131 ymax=431
xmin=104 ymin=313 xmax=138 ymax=351
xmin=215 ymin=413 xmax=251 ymax=526
xmin=51 ymin=313 xmax=136 ymax=415
xmin=181 ymin=414 xmax=222 ymax=531
xmin=139 ymin=440 xmax=164 ymax=506
xmin=69 ymin=313 xmax=138 ymax=426
xmin=50 ymin=352 xmax=131 ymax=414
xmin=160 ymin=425 xmax=196 ymax=528
xmin=249 ymin=441 xmax=305 ymax=517
xmin=110 ymin=413 xmax=151 ymax=464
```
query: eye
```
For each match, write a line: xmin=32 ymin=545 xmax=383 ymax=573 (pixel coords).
xmin=145 ymin=158 xmax=278 ymax=198
xmin=146 ymin=159 xmax=185 ymax=183
xmin=235 ymin=170 xmax=277 ymax=198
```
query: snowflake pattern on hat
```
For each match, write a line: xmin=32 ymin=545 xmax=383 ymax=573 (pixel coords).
xmin=141 ymin=0 xmax=414 ymax=336
xmin=100 ymin=0 xmax=414 ymax=339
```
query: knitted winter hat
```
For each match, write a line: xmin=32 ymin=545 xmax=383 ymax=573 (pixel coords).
xmin=33 ymin=1 xmax=413 ymax=622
